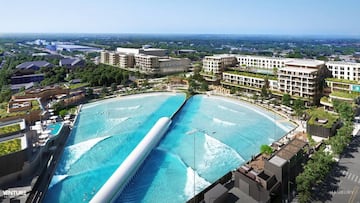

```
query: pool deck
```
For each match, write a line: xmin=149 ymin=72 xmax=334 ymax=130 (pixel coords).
xmin=26 ymin=106 xmax=81 ymax=203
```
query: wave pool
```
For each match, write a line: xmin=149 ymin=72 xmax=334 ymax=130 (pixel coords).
xmin=44 ymin=93 xmax=296 ymax=203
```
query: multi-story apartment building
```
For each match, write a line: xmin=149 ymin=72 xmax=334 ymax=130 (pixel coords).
xmin=118 ymin=54 xmax=135 ymax=69
xmin=323 ymin=77 xmax=360 ymax=103
xmin=159 ymin=58 xmax=191 ymax=74
xmin=100 ymin=51 xmax=109 ymax=64
xmin=134 ymin=54 xmax=160 ymax=74
xmin=201 ymin=54 xmax=237 ymax=82
xmin=322 ymin=61 xmax=360 ymax=103
xmin=202 ymin=54 xmax=237 ymax=73
xmin=108 ymin=52 xmax=119 ymax=66
xmin=278 ymin=59 xmax=325 ymax=102
xmin=325 ymin=61 xmax=360 ymax=81
xmin=100 ymin=48 xmax=190 ymax=75
xmin=116 ymin=47 xmax=167 ymax=57
xmin=236 ymin=55 xmax=289 ymax=69
xmin=222 ymin=71 xmax=278 ymax=91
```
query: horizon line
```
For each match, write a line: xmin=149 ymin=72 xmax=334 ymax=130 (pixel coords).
xmin=1 ymin=32 xmax=360 ymax=37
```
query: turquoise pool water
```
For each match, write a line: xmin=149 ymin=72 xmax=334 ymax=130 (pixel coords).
xmin=44 ymin=93 xmax=296 ymax=203
xmin=47 ymin=122 xmax=63 ymax=136
xmin=117 ymin=95 xmax=296 ymax=202
xmin=44 ymin=93 xmax=186 ymax=202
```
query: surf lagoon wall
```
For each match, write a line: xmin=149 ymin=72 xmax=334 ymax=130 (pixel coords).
xmin=90 ymin=117 xmax=172 ymax=203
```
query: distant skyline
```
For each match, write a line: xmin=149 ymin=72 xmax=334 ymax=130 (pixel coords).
xmin=1 ymin=0 xmax=360 ymax=36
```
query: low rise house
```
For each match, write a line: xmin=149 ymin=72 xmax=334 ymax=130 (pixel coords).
xmin=15 ymin=61 xmax=53 ymax=75
xmin=11 ymin=73 xmax=45 ymax=85
xmin=306 ymin=108 xmax=340 ymax=138
xmin=59 ymin=58 xmax=85 ymax=69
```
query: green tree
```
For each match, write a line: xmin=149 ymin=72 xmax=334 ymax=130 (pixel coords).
xmin=333 ymin=101 xmax=354 ymax=123
xmin=230 ymin=87 xmax=236 ymax=94
xmin=0 ymin=88 xmax=12 ymax=103
xmin=101 ymin=86 xmax=108 ymax=95
xmin=293 ymin=99 xmax=305 ymax=117
xmin=85 ymin=88 xmax=93 ymax=97
xmin=273 ymin=67 xmax=278 ymax=76
xmin=59 ymin=109 xmax=68 ymax=118
xmin=200 ymin=81 xmax=209 ymax=91
xmin=296 ymin=149 xmax=333 ymax=203
xmin=260 ymin=144 xmax=273 ymax=156
xmin=111 ymin=83 xmax=117 ymax=92
xmin=282 ymin=94 xmax=291 ymax=106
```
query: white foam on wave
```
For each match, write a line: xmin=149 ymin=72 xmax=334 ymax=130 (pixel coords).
xmin=49 ymin=175 xmax=69 ymax=189
xmin=59 ymin=136 xmax=110 ymax=174
xmin=186 ymin=129 xmax=197 ymax=135
xmin=108 ymin=117 xmax=129 ymax=124
xmin=214 ymin=96 xmax=293 ymax=132
xmin=212 ymin=117 xmax=236 ymax=126
xmin=81 ymin=103 xmax=101 ymax=110
xmin=184 ymin=167 xmax=211 ymax=200
xmin=154 ymin=148 xmax=211 ymax=200
xmin=116 ymin=105 xmax=141 ymax=111
xmin=200 ymin=134 xmax=245 ymax=170
xmin=217 ymin=104 xmax=239 ymax=113
xmin=268 ymin=137 xmax=275 ymax=143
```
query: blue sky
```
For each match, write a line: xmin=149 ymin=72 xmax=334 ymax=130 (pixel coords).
xmin=1 ymin=0 xmax=359 ymax=35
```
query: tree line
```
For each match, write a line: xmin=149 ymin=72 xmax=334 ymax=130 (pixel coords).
xmin=296 ymin=101 xmax=354 ymax=203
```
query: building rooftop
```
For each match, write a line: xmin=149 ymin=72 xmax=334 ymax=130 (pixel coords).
xmin=205 ymin=183 xmax=228 ymax=200
xmin=60 ymin=58 xmax=83 ymax=66
xmin=326 ymin=61 xmax=360 ymax=66
xmin=0 ymin=119 xmax=26 ymax=135
xmin=269 ymin=138 xmax=307 ymax=167
xmin=142 ymin=48 xmax=167 ymax=51
xmin=116 ymin=47 xmax=140 ymax=54
xmin=236 ymin=55 xmax=290 ymax=61
xmin=248 ymin=154 xmax=267 ymax=172
xmin=11 ymin=82 xmax=35 ymax=91
xmin=228 ymin=187 xmax=258 ymax=203
xmin=268 ymin=155 xmax=287 ymax=167
xmin=205 ymin=54 xmax=236 ymax=59
xmin=326 ymin=77 xmax=360 ymax=85
xmin=279 ymin=66 xmax=318 ymax=74
xmin=285 ymin=59 xmax=325 ymax=67
xmin=11 ymin=73 xmax=45 ymax=79
xmin=16 ymin=61 xmax=52 ymax=70
xmin=135 ymin=54 xmax=158 ymax=58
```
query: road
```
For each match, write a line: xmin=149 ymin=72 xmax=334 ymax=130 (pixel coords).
xmin=313 ymin=136 xmax=360 ymax=203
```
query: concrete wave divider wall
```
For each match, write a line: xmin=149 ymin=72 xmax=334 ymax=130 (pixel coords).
xmin=90 ymin=117 xmax=172 ymax=203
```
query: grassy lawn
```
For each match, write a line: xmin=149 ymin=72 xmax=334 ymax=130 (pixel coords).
xmin=0 ymin=100 xmax=41 ymax=119
xmin=0 ymin=124 xmax=21 ymax=136
xmin=69 ymin=83 xmax=89 ymax=89
xmin=308 ymin=108 xmax=339 ymax=128
xmin=224 ymin=71 xmax=277 ymax=80
xmin=31 ymin=100 xmax=41 ymax=110
xmin=0 ymin=102 xmax=25 ymax=119
xmin=326 ymin=78 xmax=360 ymax=85
xmin=330 ymin=91 xmax=360 ymax=99
xmin=0 ymin=138 xmax=22 ymax=156
xmin=320 ymin=96 xmax=331 ymax=104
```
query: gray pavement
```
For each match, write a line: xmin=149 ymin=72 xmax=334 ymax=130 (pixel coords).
xmin=312 ymin=136 xmax=360 ymax=203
